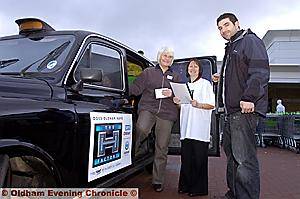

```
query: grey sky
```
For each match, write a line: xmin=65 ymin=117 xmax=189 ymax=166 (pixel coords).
xmin=1 ymin=0 xmax=300 ymax=61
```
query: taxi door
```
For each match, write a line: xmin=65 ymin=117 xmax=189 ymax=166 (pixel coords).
xmin=168 ymin=56 xmax=221 ymax=156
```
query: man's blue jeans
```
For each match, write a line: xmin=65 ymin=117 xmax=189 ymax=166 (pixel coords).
xmin=223 ymin=112 xmax=260 ymax=199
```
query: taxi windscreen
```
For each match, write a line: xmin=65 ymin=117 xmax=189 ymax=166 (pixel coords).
xmin=0 ymin=35 xmax=75 ymax=75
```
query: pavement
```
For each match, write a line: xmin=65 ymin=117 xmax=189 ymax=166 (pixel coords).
xmin=121 ymin=146 xmax=300 ymax=199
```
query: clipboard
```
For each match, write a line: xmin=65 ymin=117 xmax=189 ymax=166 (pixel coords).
xmin=170 ymin=82 xmax=193 ymax=104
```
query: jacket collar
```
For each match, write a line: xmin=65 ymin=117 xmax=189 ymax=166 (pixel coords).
xmin=225 ymin=29 xmax=252 ymax=48
xmin=155 ymin=64 xmax=173 ymax=72
xmin=230 ymin=28 xmax=253 ymax=43
xmin=230 ymin=29 xmax=244 ymax=42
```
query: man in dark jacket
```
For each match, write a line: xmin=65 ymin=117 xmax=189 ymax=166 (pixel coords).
xmin=216 ymin=13 xmax=270 ymax=199
xmin=129 ymin=46 xmax=180 ymax=192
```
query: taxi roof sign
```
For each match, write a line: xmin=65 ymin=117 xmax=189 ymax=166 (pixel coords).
xmin=15 ymin=18 xmax=55 ymax=34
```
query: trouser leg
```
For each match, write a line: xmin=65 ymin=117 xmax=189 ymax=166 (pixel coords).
xmin=178 ymin=139 xmax=192 ymax=192
xmin=223 ymin=118 xmax=236 ymax=198
xmin=230 ymin=112 xmax=260 ymax=199
xmin=152 ymin=116 xmax=173 ymax=185
xmin=190 ymin=140 xmax=209 ymax=195
xmin=135 ymin=111 xmax=156 ymax=156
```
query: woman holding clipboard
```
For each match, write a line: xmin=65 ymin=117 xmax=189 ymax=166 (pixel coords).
xmin=173 ymin=59 xmax=215 ymax=197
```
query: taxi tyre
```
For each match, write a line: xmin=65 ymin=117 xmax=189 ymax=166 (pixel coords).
xmin=0 ymin=154 xmax=57 ymax=188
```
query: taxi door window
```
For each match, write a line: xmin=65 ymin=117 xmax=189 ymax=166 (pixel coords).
xmin=125 ymin=51 xmax=152 ymax=85
xmin=76 ymin=44 xmax=123 ymax=90
xmin=127 ymin=60 xmax=143 ymax=85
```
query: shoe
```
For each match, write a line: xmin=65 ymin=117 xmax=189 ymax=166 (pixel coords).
xmin=223 ymin=190 xmax=234 ymax=199
xmin=178 ymin=189 xmax=188 ymax=194
xmin=153 ymin=184 xmax=163 ymax=192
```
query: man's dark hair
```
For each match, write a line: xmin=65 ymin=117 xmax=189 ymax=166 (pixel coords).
xmin=217 ymin=13 xmax=238 ymax=24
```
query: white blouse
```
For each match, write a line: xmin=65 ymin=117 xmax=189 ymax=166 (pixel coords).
xmin=180 ymin=78 xmax=215 ymax=142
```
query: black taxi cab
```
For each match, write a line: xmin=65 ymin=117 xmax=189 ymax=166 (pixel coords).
xmin=0 ymin=18 xmax=220 ymax=188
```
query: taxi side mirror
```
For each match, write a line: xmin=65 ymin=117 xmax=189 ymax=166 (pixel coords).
xmin=80 ymin=68 xmax=103 ymax=83
xmin=72 ymin=68 xmax=103 ymax=91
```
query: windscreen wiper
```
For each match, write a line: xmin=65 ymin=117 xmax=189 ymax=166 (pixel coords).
xmin=0 ymin=58 xmax=19 ymax=68
xmin=20 ymin=41 xmax=71 ymax=76
xmin=36 ymin=41 xmax=71 ymax=71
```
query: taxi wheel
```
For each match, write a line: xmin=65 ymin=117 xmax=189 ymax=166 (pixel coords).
xmin=6 ymin=156 xmax=57 ymax=187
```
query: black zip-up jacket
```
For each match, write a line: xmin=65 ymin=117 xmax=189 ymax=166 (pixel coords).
xmin=219 ymin=29 xmax=270 ymax=116
xmin=129 ymin=64 xmax=181 ymax=121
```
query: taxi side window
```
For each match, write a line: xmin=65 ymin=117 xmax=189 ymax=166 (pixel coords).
xmin=75 ymin=43 xmax=123 ymax=90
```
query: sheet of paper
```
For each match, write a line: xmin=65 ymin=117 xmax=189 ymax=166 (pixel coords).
xmin=155 ymin=88 xmax=169 ymax=99
xmin=170 ymin=82 xmax=192 ymax=104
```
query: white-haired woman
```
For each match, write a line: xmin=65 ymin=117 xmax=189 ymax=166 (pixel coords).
xmin=130 ymin=46 xmax=181 ymax=192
